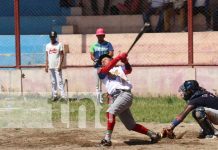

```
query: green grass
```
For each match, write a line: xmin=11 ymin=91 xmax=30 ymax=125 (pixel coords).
xmin=131 ymin=96 xmax=193 ymax=123
xmin=61 ymin=96 xmax=194 ymax=123
xmin=0 ymin=95 xmax=194 ymax=127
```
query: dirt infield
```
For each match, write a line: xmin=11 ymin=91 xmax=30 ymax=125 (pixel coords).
xmin=0 ymin=122 xmax=218 ymax=150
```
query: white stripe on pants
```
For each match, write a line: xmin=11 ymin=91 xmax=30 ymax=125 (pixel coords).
xmin=95 ymin=68 xmax=102 ymax=91
xmin=95 ymin=68 xmax=102 ymax=103
xmin=49 ymin=69 xmax=66 ymax=98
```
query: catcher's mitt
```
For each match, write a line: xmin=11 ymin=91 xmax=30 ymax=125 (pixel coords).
xmin=161 ymin=128 xmax=176 ymax=139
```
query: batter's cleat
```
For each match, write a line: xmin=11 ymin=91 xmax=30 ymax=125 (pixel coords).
xmin=52 ymin=97 xmax=59 ymax=101
xmin=100 ymin=139 xmax=112 ymax=146
xmin=48 ymin=96 xmax=59 ymax=103
xmin=147 ymin=130 xmax=161 ymax=143
xmin=58 ymin=97 xmax=68 ymax=103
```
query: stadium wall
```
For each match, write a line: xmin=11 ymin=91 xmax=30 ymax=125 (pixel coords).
xmin=0 ymin=32 xmax=218 ymax=96
xmin=1 ymin=67 xmax=218 ymax=96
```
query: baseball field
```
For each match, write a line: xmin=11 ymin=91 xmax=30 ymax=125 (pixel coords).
xmin=0 ymin=122 xmax=218 ymax=150
xmin=0 ymin=95 xmax=217 ymax=150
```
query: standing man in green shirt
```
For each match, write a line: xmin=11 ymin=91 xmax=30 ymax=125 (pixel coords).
xmin=90 ymin=28 xmax=114 ymax=104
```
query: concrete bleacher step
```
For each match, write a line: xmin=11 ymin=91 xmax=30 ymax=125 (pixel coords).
xmin=0 ymin=13 xmax=210 ymax=35
xmin=71 ymin=7 xmax=82 ymax=16
xmin=54 ymin=25 xmax=78 ymax=34
xmin=150 ymin=14 xmax=208 ymax=32
xmin=62 ymin=14 xmax=209 ymax=34
xmin=61 ymin=25 xmax=78 ymax=34
xmin=61 ymin=7 xmax=82 ymax=16
xmin=65 ymin=15 xmax=144 ymax=34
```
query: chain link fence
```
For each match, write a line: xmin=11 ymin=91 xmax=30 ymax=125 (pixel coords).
xmin=0 ymin=0 xmax=218 ymax=67
xmin=192 ymin=0 xmax=218 ymax=65
xmin=0 ymin=0 xmax=15 ymax=67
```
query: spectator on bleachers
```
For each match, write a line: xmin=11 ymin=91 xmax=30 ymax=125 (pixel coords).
xmin=110 ymin=0 xmax=125 ymax=15
xmin=60 ymin=0 xmax=73 ymax=7
xmin=103 ymin=0 xmax=110 ymax=15
xmin=90 ymin=0 xmax=112 ymax=15
xmin=193 ymin=0 xmax=212 ymax=30
xmin=91 ymin=0 xmax=99 ymax=15
xmin=164 ymin=0 xmax=187 ymax=32
xmin=142 ymin=0 xmax=168 ymax=32
xmin=110 ymin=0 xmax=141 ymax=15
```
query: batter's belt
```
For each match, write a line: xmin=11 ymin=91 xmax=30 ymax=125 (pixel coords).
xmin=110 ymin=89 xmax=131 ymax=98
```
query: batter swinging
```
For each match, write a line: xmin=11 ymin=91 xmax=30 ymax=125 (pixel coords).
xmin=97 ymin=52 xmax=161 ymax=146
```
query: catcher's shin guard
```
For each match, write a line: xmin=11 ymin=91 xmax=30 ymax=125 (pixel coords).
xmin=192 ymin=107 xmax=215 ymax=135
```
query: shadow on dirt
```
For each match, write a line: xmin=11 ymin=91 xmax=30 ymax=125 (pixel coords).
xmin=124 ymin=139 xmax=151 ymax=145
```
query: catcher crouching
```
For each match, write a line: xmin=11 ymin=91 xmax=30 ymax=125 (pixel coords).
xmin=97 ymin=53 xmax=161 ymax=146
xmin=163 ymin=80 xmax=218 ymax=139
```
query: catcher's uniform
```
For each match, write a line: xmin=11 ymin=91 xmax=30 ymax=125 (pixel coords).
xmin=166 ymin=80 xmax=218 ymax=139
xmin=46 ymin=41 xmax=66 ymax=98
xmin=101 ymin=66 xmax=136 ymax=130
xmin=188 ymin=92 xmax=218 ymax=124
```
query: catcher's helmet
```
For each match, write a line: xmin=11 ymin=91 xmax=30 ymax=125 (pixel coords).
xmin=179 ymin=80 xmax=200 ymax=101
xmin=49 ymin=31 xmax=57 ymax=38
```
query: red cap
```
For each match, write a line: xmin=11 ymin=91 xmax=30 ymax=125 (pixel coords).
xmin=96 ymin=28 xmax=105 ymax=35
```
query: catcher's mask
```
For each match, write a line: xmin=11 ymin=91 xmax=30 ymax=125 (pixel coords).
xmin=179 ymin=80 xmax=200 ymax=101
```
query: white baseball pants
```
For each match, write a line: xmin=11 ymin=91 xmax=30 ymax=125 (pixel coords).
xmin=49 ymin=69 xmax=66 ymax=98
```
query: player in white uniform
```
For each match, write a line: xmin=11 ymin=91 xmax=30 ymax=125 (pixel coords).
xmin=45 ymin=31 xmax=66 ymax=101
xmin=97 ymin=53 xmax=161 ymax=146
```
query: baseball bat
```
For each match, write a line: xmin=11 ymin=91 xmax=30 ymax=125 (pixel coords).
xmin=127 ymin=22 xmax=150 ymax=54
xmin=64 ymin=79 xmax=69 ymax=100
